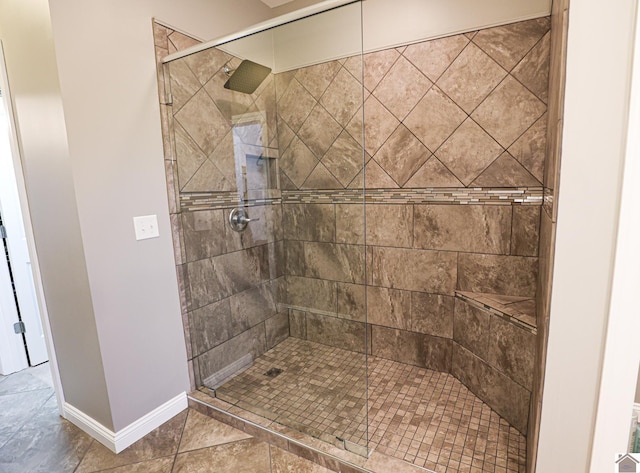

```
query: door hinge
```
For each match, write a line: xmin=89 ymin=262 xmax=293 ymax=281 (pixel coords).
xmin=0 ymin=225 xmax=6 ymax=239
xmin=13 ymin=321 xmax=25 ymax=334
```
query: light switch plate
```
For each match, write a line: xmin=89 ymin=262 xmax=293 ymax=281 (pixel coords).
xmin=133 ymin=215 xmax=159 ymax=240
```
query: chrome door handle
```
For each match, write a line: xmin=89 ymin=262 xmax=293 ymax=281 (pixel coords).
xmin=229 ymin=208 xmax=259 ymax=232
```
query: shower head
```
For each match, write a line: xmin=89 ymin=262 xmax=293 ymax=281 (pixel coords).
xmin=224 ymin=60 xmax=272 ymax=95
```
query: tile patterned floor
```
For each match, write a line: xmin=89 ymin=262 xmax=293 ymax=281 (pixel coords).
xmin=216 ymin=338 xmax=527 ymax=473
xmin=0 ymin=364 xmax=336 ymax=473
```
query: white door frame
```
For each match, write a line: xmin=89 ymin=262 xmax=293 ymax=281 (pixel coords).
xmin=0 ymin=41 xmax=64 ymax=410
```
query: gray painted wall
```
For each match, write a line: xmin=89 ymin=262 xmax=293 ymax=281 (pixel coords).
xmin=0 ymin=0 xmax=112 ymax=429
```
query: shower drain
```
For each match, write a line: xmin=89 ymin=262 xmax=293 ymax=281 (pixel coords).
xmin=265 ymin=368 xmax=283 ymax=378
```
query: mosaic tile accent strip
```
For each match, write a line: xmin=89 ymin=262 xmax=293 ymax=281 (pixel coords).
xmin=543 ymin=187 xmax=554 ymax=218
xmin=214 ymin=337 xmax=526 ymax=473
xmin=282 ymin=188 xmax=543 ymax=206
xmin=180 ymin=191 xmax=282 ymax=211
xmin=455 ymin=291 xmax=537 ymax=334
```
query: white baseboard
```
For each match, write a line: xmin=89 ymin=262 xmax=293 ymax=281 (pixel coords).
xmin=63 ymin=392 xmax=188 ymax=453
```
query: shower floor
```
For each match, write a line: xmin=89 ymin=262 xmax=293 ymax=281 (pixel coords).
xmin=214 ymin=337 xmax=526 ymax=473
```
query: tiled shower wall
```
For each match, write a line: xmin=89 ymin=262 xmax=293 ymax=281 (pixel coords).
xmin=278 ymin=18 xmax=550 ymax=434
xmin=153 ymin=24 xmax=289 ymax=390
xmin=153 ymin=14 xmax=552 ymax=440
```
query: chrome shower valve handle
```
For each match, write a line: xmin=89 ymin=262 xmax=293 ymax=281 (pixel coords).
xmin=229 ymin=208 xmax=259 ymax=232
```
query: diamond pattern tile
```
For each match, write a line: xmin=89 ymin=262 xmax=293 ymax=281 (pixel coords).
xmin=471 ymin=76 xmax=546 ymax=148
xmin=436 ymin=43 xmax=507 ymax=114
xmin=372 ymin=55 xmax=432 ymax=121
xmin=175 ymin=88 xmax=230 ymax=156
xmin=320 ymin=68 xmax=363 ymax=127
xmin=512 ymin=31 xmax=551 ymax=104
xmin=295 ymin=60 xmax=342 ymax=100
xmin=322 ymin=131 xmax=364 ymax=187
xmin=405 ymin=157 xmax=463 ymax=188
xmin=374 ymin=125 xmax=431 ymax=186
xmin=436 ymin=118 xmax=504 ymax=185
xmin=297 ymin=104 xmax=342 ymax=159
xmin=404 ymin=34 xmax=469 ymax=82
xmin=280 ymin=137 xmax=318 ymax=188
xmin=471 ymin=152 xmax=541 ymax=187
xmin=362 ymin=48 xmax=400 ymax=92
xmin=277 ymin=79 xmax=317 ymax=132
xmin=404 ymin=86 xmax=466 ymax=153
xmin=472 ymin=17 xmax=551 ymax=71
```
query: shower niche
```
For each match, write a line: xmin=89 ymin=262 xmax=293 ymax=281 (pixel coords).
xmin=155 ymin=1 xmax=554 ymax=471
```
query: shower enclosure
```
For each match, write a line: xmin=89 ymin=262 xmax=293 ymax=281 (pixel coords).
xmin=161 ymin=0 xmax=370 ymax=456
xmin=156 ymin=1 xmax=551 ymax=471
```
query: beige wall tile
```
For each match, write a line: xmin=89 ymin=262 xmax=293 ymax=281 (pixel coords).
xmin=414 ymin=204 xmax=511 ymax=254
xmin=372 ymin=325 xmax=452 ymax=372
xmin=411 ymin=292 xmax=454 ymax=338
xmin=457 ymin=253 xmax=538 ymax=297
xmin=366 ymin=204 xmax=413 ymax=248
xmin=453 ymin=298 xmax=490 ymax=359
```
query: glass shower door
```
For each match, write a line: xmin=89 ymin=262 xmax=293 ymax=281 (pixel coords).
xmin=163 ymin=1 xmax=368 ymax=456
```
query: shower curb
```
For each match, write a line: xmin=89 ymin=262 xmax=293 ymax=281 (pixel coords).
xmin=187 ymin=393 xmax=435 ymax=473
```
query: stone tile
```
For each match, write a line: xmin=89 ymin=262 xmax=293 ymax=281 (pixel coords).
xmin=403 ymin=35 xmax=469 ymax=82
xmin=295 ymin=60 xmax=342 ymax=100
xmin=435 ymin=118 xmax=504 ymax=185
xmin=361 ymin=160 xmax=399 ymax=189
xmin=189 ymin=299 xmax=233 ymax=356
xmin=322 ymin=131 xmax=364 ymax=187
xmin=404 ymin=157 xmax=463 ymax=188
xmin=174 ymin=123 xmax=207 ymax=190
xmin=366 ymin=204 xmax=413 ymax=247
xmin=289 ymin=310 xmax=307 ymax=339
xmin=168 ymin=31 xmax=201 ymax=53
xmin=0 ymin=420 xmax=93 ymax=473
xmin=175 ymin=88 xmax=230 ymax=156
xmin=350 ymin=96 xmax=400 ymax=156
xmin=207 ymin=131 xmax=237 ymax=183
xmin=153 ymin=22 xmax=169 ymax=47
xmin=280 ymin=137 xmax=318 ymax=188
xmin=306 ymin=313 xmax=367 ymax=353
xmin=487 ymin=314 xmax=536 ymax=390
xmin=411 ymin=292 xmax=454 ymax=338
xmin=452 ymin=344 xmax=530 ymax=434
xmin=202 ymin=67 xmax=256 ymax=124
xmin=285 ymin=240 xmax=305 ymax=277
xmin=172 ymin=438 xmax=270 ymax=472
xmin=337 ymin=283 xmax=366 ymax=322
xmin=301 ymin=163 xmax=342 ymax=190
xmin=184 ymin=47 xmax=230 ymax=86
xmin=512 ymin=206 xmax=540 ymax=257
xmin=367 ymin=286 xmax=411 ymax=330
xmin=437 ymin=43 xmax=507 ymax=114
xmin=298 ymin=105 xmax=343 ymax=159
xmin=361 ymin=48 xmax=400 ymax=92
xmin=508 ymin=113 xmax=547 ymax=183
xmin=274 ymin=70 xmax=297 ymax=98
xmin=76 ymin=411 xmax=187 ymax=472
xmin=513 ymin=32 xmax=550 ymax=104
xmin=304 ymin=242 xmax=365 ymax=284
xmin=224 ymin=205 xmax=283 ymax=252
xmin=457 ymin=253 xmax=538 ymax=297
xmin=471 ymin=76 xmax=546 ymax=148
xmin=0 ymin=368 xmax=51 ymax=395
xmin=197 ymin=325 xmax=267 ymax=385
xmin=181 ymin=210 xmax=226 ymax=262
xmin=230 ymin=283 xmax=277 ymax=331
xmin=453 ymin=298 xmax=490 ymax=360
xmin=413 ymin=204 xmax=511 ymax=254
xmin=277 ymin=79 xmax=317 ymax=132
xmin=373 ymin=125 xmax=431 ymax=186
xmin=271 ymin=446 xmax=333 ymax=473
xmin=168 ymin=59 xmax=201 ymax=112
xmin=182 ymin=159 xmax=234 ymax=193
xmin=372 ymin=55 xmax=431 ymax=121
xmin=265 ymin=312 xmax=289 ymax=349
xmin=178 ymin=410 xmax=251 ymax=453
xmin=282 ymin=203 xmax=335 ymax=242
xmin=286 ymin=276 xmax=337 ymax=313
xmin=320 ymin=67 xmax=363 ymax=127
xmin=97 ymin=457 xmax=174 ymax=473
xmin=405 ymin=86 xmax=466 ymax=153
xmin=472 ymin=17 xmax=550 ymax=71
xmin=0 ymin=388 xmax=53 ymax=443
xmin=371 ymin=247 xmax=457 ymax=294
xmin=372 ymin=326 xmax=452 ymax=372
xmin=470 ymin=152 xmax=541 ymax=187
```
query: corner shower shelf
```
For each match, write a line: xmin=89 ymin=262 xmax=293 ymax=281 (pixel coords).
xmin=455 ymin=290 xmax=537 ymax=334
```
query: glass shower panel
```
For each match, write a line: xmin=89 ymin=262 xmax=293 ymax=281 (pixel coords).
xmin=164 ymin=1 xmax=368 ymax=456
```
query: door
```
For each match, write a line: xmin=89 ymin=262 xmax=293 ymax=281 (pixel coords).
xmin=0 ymin=52 xmax=48 ymax=369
